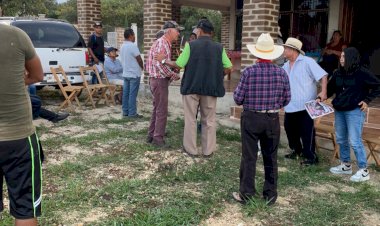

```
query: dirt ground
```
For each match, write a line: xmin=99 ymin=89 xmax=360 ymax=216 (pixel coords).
xmin=30 ymin=92 xmax=380 ymax=225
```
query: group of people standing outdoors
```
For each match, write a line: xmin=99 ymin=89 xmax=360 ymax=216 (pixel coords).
xmin=232 ymin=31 xmax=380 ymax=206
xmin=1 ymin=15 xmax=380 ymax=224
xmin=89 ymin=22 xmax=144 ymax=118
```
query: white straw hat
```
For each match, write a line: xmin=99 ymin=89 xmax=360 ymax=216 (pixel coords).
xmin=282 ymin=37 xmax=305 ymax=55
xmin=246 ymin=33 xmax=284 ymax=60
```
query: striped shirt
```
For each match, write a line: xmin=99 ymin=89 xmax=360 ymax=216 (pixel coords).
xmin=233 ymin=61 xmax=291 ymax=111
xmin=145 ymin=36 xmax=178 ymax=79
xmin=282 ymin=54 xmax=327 ymax=112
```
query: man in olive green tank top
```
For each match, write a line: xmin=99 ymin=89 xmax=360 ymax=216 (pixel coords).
xmin=0 ymin=24 xmax=43 ymax=226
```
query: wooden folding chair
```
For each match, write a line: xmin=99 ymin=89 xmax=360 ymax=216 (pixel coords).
xmin=50 ymin=66 xmax=84 ymax=112
xmin=94 ymin=65 xmax=117 ymax=105
xmin=363 ymin=136 xmax=380 ymax=166
xmin=79 ymin=66 xmax=109 ymax=108
xmin=314 ymin=115 xmax=339 ymax=162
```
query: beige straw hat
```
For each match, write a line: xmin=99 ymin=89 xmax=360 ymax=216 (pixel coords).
xmin=282 ymin=37 xmax=305 ymax=55
xmin=246 ymin=33 xmax=284 ymax=60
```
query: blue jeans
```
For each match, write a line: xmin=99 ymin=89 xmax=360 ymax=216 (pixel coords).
xmin=334 ymin=108 xmax=367 ymax=168
xmin=28 ymin=84 xmax=37 ymax=95
xmin=122 ymin=77 xmax=140 ymax=116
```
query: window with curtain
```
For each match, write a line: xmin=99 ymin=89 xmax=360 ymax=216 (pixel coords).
xmin=279 ymin=0 xmax=329 ymax=55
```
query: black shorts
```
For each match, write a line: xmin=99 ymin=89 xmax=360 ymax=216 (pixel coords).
xmin=0 ymin=133 xmax=43 ymax=219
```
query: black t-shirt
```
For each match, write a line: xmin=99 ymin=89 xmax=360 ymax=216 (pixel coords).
xmin=88 ymin=33 xmax=105 ymax=62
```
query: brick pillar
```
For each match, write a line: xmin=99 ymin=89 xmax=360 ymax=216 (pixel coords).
xmin=143 ymin=0 xmax=172 ymax=65
xmin=171 ymin=3 xmax=181 ymax=59
xmin=77 ymin=0 xmax=101 ymax=43
xmin=221 ymin=11 xmax=230 ymax=50
xmin=241 ymin=0 xmax=280 ymax=69
xmin=115 ymin=27 xmax=125 ymax=49
xmin=231 ymin=0 xmax=280 ymax=120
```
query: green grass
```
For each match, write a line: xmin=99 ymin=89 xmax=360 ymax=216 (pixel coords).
xmin=1 ymin=115 xmax=379 ymax=225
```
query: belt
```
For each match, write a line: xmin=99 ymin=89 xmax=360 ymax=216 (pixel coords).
xmin=249 ymin=109 xmax=280 ymax=113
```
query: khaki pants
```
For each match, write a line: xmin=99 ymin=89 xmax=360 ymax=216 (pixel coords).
xmin=182 ymin=94 xmax=217 ymax=155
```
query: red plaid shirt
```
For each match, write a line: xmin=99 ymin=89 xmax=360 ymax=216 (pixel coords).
xmin=146 ymin=36 xmax=178 ymax=79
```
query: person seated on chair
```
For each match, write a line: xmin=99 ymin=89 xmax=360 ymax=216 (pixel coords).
xmin=104 ymin=47 xmax=123 ymax=104
xmin=319 ymin=30 xmax=347 ymax=78
xmin=30 ymin=91 xmax=69 ymax=123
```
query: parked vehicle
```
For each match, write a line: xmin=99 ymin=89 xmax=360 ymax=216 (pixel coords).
xmin=0 ymin=17 xmax=90 ymax=87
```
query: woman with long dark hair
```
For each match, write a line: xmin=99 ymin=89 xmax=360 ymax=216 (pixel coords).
xmin=320 ymin=30 xmax=347 ymax=78
xmin=327 ymin=47 xmax=380 ymax=182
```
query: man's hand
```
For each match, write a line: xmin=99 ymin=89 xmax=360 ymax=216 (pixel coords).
xmin=316 ymin=91 xmax=327 ymax=102
xmin=359 ymin=101 xmax=368 ymax=111
xmin=155 ymin=53 xmax=166 ymax=62
xmin=170 ymin=74 xmax=180 ymax=82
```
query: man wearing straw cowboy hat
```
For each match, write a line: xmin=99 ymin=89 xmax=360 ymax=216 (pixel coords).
xmin=282 ymin=37 xmax=328 ymax=166
xmin=232 ymin=33 xmax=291 ymax=205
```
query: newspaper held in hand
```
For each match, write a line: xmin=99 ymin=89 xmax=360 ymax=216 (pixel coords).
xmin=305 ymin=100 xmax=334 ymax=119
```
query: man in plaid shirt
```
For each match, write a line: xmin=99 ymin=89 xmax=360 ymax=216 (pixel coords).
xmin=146 ymin=21 xmax=183 ymax=147
xmin=232 ymin=33 xmax=291 ymax=206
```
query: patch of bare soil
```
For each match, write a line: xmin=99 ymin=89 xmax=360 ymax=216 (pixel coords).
xmin=362 ymin=210 xmax=380 ymax=226
xmin=40 ymin=125 xmax=84 ymax=141
xmin=307 ymin=183 xmax=338 ymax=194
xmin=203 ymin=203 xmax=261 ymax=226
xmin=87 ymin=163 xmax=136 ymax=183
xmin=139 ymin=149 xmax=202 ymax=180
xmin=45 ymin=145 xmax=92 ymax=165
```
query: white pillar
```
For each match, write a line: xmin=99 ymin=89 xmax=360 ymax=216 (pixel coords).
xmin=131 ymin=23 xmax=138 ymax=45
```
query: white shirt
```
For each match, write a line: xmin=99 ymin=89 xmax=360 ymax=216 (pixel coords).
xmin=282 ymin=54 xmax=327 ymax=113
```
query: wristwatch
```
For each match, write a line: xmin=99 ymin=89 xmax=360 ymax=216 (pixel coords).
xmin=161 ymin=59 xmax=166 ymax=64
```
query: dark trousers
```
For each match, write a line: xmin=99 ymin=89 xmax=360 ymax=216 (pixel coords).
xmin=284 ymin=110 xmax=317 ymax=160
xmin=148 ymin=78 xmax=169 ymax=143
xmin=30 ymin=94 xmax=59 ymax=121
xmin=239 ymin=111 xmax=280 ymax=202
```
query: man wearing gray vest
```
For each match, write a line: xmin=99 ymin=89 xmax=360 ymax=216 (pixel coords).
xmin=158 ymin=19 xmax=232 ymax=157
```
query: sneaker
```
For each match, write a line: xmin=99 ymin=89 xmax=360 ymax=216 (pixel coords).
xmin=350 ymin=168 xmax=370 ymax=182
xmin=329 ymin=163 xmax=352 ymax=175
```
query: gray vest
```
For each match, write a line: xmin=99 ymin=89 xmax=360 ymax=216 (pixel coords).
xmin=180 ymin=36 xmax=225 ymax=97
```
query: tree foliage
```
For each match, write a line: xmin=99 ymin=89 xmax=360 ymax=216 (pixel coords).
xmin=180 ymin=6 xmax=222 ymax=42
xmin=56 ymin=0 xmax=77 ymax=23
xmin=0 ymin=0 xmax=56 ymax=17
xmin=101 ymin=0 xmax=143 ymax=28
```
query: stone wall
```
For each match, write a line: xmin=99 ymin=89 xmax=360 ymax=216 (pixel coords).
xmin=241 ymin=0 xmax=280 ymax=69
xmin=77 ymin=0 xmax=101 ymax=43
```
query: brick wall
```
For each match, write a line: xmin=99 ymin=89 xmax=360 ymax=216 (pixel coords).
xmin=77 ymin=0 xmax=101 ymax=43
xmin=171 ymin=3 xmax=181 ymax=59
xmin=221 ymin=11 xmax=230 ymax=50
xmin=143 ymin=0 xmax=172 ymax=64
xmin=241 ymin=0 xmax=280 ymax=69
xmin=115 ymin=27 xmax=125 ymax=49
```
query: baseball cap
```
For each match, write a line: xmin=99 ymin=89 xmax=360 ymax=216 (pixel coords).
xmin=162 ymin=20 xmax=184 ymax=31
xmin=106 ymin=47 xmax=118 ymax=53
xmin=197 ymin=19 xmax=214 ymax=32
xmin=93 ymin=22 xmax=102 ymax=27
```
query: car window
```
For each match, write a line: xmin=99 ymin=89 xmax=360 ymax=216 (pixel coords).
xmin=12 ymin=21 xmax=86 ymax=48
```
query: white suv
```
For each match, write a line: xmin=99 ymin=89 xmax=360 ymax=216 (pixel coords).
xmin=0 ymin=17 xmax=90 ymax=87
